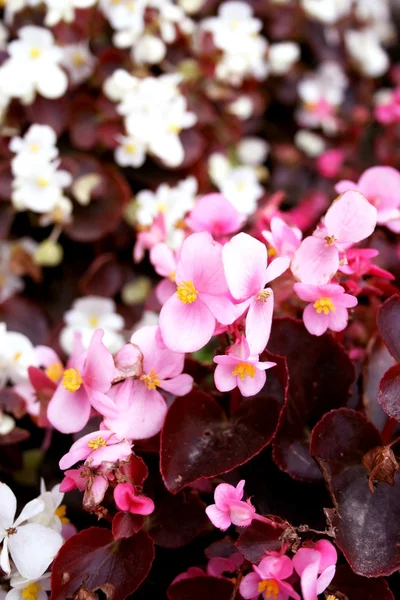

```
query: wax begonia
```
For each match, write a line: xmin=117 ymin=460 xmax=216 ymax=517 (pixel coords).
xmin=240 ymin=554 xmax=300 ymax=600
xmin=186 ymin=193 xmax=245 ymax=238
xmin=214 ymin=335 xmax=276 ymax=397
xmin=205 ymin=480 xmax=255 ymax=531
xmin=6 ymin=572 xmax=51 ymax=600
xmin=335 ymin=166 xmax=400 ymax=233
xmin=0 ymin=483 xmax=63 ymax=580
xmin=262 ymin=217 xmax=302 ymax=260
xmin=159 ymin=232 xmax=236 ymax=353
xmin=291 ymin=191 xmax=377 ymax=285
xmin=47 ymin=329 xmax=118 ymax=434
xmin=0 ymin=323 xmax=38 ymax=388
xmin=59 ymin=430 xmax=132 ymax=470
xmin=223 ymin=232 xmax=289 ymax=354
xmin=114 ymin=482 xmax=154 ymax=516
xmin=294 ymin=283 xmax=358 ymax=336
xmin=293 ymin=540 xmax=337 ymax=600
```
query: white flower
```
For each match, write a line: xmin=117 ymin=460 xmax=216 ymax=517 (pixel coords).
xmin=29 ymin=481 xmax=66 ymax=533
xmin=38 ymin=195 xmax=73 ymax=227
xmin=133 ymin=34 xmax=166 ymax=64
xmin=301 ymin=0 xmax=353 ymax=23
xmin=0 ymin=323 xmax=38 ymax=388
xmin=0 ymin=412 xmax=15 ymax=436
xmin=115 ymin=135 xmax=146 ymax=167
xmin=4 ymin=0 xmax=42 ymax=24
xmin=236 ymin=137 xmax=270 ymax=166
xmin=0 ymin=26 xmax=68 ymax=104
xmin=44 ymin=0 xmax=97 ymax=27
xmin=345 ymin=29 xmax=389 ymax=77
xmin=10 ymin=125 xmax=58 ymax=176
xmin=269 ymin=42 xmax=300 ymax=75
xmin=61 ymin=42 xmax=96 ymax=85
xmin=6 ymin=572 xmax=51 ymax=600
xmin=0 ymin=483 xmax=63 ymax=580
xmin=203 ymin=1 xmax=262 ymax=53
xmin=178 ymin=0 xmax=204 ymax=13
xmin=60 ymin=296 xmax=125 ymax=355
xmin=107 ymin=0 xmax=147 ymax=47
xmin=294 ymin=129 xmax=326 ymax=157
xmin=12 ymin=161 xmax=72 ymax=214
xmin=227 ymin=96 xmax=254 ymax=120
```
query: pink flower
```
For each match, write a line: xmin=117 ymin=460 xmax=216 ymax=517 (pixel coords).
xmin=214 ymin=335 xmax=276 ymax=397
xmin=159 ymin=232 xmax=236 ymax=353
xmin=335 ymin=166 xmax=400 ymax=232
xmin=59 ymin=430 xmax=132 ymax=470
xmin=114 ymin=482 xmax=154 ymax=515
xmin=374 ymin=88 xmax=400 ymax=125
xmin=223 ymin=233 xmax=289 ymax=354
xmin=60 ymin=465 xmax=110 ymax=508
xmin=339 ymin=248 xmax=394 ymax=280
xmin=262 ymin=217 xmax=302 ymax=260
xmin=150 ymin=243 xmax=178 ymax=304
xmin=291 ymin=191 xmax=377 ymax=285
xmin=293 ymin=540 xmax=337 ymax=600
xmin=186 ymin=193 xmax=245 ymax=238
xmin=240 ymin=555 xmax=300 ymax=600
xmin=294 ymin=283 xmax=357 ymax=336
xmin=316 ymin=149 xmax=344 ymax=179
xmin=47 ymin=329 xmax=118 ymax=434
xmin=172 ymin=566 xmax=206 ymax=584
xmin=207 ymin=552 xmax=244 ymax=578
xmin=205 ymin=480 xmax=255 ymax=531
xmin=103 ymin=325 xmax=193 ymax=439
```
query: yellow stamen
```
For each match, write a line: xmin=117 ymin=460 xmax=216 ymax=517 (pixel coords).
xmin=125 ymin=143 xmax=137 ymax=155
xmin=46 ymin=362 xmax=64 ymax=383
xmin=267 ymin=246 xmax=277 ymax=258
xmin=29 ymin=46 xmax=41 ymax=59
xmin=324 ymin=235 xmax=336 ymax=246
xmin=22 ymin=582 xmax=42 ymax=600
xmin=168 ymin=124 xmax=182 ymax=134
xmin=256 ymin=289 xmax=272 ymax=303
xmin=13 ymin=352 xmax=22 ymax=362
xmin=62 ymin=368 xmax=83 ymax=392
xmin=37 ymin=177 xmax=49 ymax=188
xmin=176 ymin=279 xmax=198 ymax=304
xmin=258 ymin=579 xmax=279 ymax=598
xmin=156 ymin=202 xmax=166 ymax=213
xmin=230 ymin=20 xmax=239 ymax=29
xmin=29 ymin=143 xmax=40 ymax=153
xmin=72 ymin=52 xmax=85 ymax=66
xmin=88 ymin=315 xmax=99 ymax=327
xmin=55 ymin=503 xmax=70 ymax=524
xmin=169 ymin=271 xmax=176 ymax=282
xmin=326 ymin=596 xmax=340 ymax=600
xmin=313 ymin=297 xmax=335 ymax=315
xmin=88 ymin=436 xmax=107 ymax=450
xmin=232 ymin=362 xmax=256 ymax=380
xmin=140 ymin=368 xmax=161 ymax=390
xmin=236 ymin=182 xmax=246 ymax=192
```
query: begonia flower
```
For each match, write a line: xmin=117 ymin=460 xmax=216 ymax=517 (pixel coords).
xmin=0 ymin=483 xmax=63 ymax=580
xmin=294 ymin=283 xmax=357 ymax=336
xmin=240 ymin=554 xmax=300 ymax=600
xmin=262 ymin=217 xmax=302 ymax=260
xmin=59 ymin=430 xmax=132 ymax=470
xmin=47 ymin=329 xmax=118 ymax=433
xmin=114 ymin=482 xmax=154 ymax=516
xmin=29 ymin=480 xmax=67 ymax=533
xmin=0 ymin=323 xmax=38 ymax=388
xmin=205 ymin=480 xmax=255 ymax=531
xmin=6 ymin=572 xmax=51 ymax=600
xmin=293 ymin=540 xmax=337 ymax=600
xmin=159 ymin=232 xmax=236 ymax=353
xmin=186 ymin=193 xmax=245 ymax=238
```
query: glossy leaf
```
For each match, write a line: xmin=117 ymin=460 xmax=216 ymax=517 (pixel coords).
xmin=377 ymin=295 xmax=400 ymax=361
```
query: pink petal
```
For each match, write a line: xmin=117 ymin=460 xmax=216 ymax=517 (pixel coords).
xmin=263 ymin=256 xmax=290 ymax=285
xmin=293 ymin=283 xmax=319 ymax=303
xmin=303 ymin=304 xmax=329 ymax=336
xmin=299 ymin=561 xmax=319 ymax=600
xmin=239 ymin=572 xmax=262 ymax=599
xmin=200 ymin=293 xmax=236 ymax=325
xmin=159 ymin=294 xmax=215 ymax=353
xmin=88 ymin=388 xmax=119 ymax=419
xmin=88 ymin=439 xmax=132 ymax=467
xmin=229 ymin=499 xmax=255 ymax=527
xmin=358 ymin=166 xmax=400 ymax=211
xmin=237 ymin=368 xmax=266 ymax=397
xmin=159 ymin=373 xmax=193 ymax=396
xmin=314 ymin=540 xmax=338 ymax=571
xmin=214 ymin=363 xmax=237 ymax=393
xmin=47 ymin=385 xmax=91 ymax=434
xmin=187 ymin=193 xmax=245 ymax=236
xmin=59 ymin=445 xmax=90 ymax=470
xmin=293 ymin=548 xmax=320 ymax=577
xmin=327 ymin=306 xmax=349 ymax=332
xmin=245 ymin=292 xmax=274 ymax=355
xmin=205 ymin=504 xmax=231 ymax=531
xmin=177 ymin=232 xmax=228 ymax=295
xmin=271 ymin=555 xmax=294 ymax=580
xmin=291 ymin=237 xmax=339 ymax=285
xmin=214 ymin=482 xmax=243 ymax=508
xmin=131 ymin=325 xmax=184 ymax=379
xmin=316 ymin=565 xmax=336 ymax=595
xmin=325 ymin=191 xmax=377 ymax=244
xmin=222 ymin=232 xmax=267 ymax=300
xmin=83 ymin=329 xmax=114 ymax=393
xmin=156 ymin=278 xmax=176 ymax=304
xmin=279 ymin=580 xmax=301 ymax=600
xmin=335 ymin=293 xmax=358 ymax=309
xmin=334 ymin=179 xmax=357 ymax=194
xmin=114 ymin=482 xmax=137 ymax=511
xmin=90 ymin=475 xmax=109 ymax=505
xmin=35 ymin=345 xmax=60 ymax=368
xmin=150 ymin=243 xmax=176 ymax=277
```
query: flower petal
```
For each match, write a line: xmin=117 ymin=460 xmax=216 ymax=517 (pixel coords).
xmin=14 ymin=498 xmax=45 ymax=527
xmin=237 ymin=368 xmax=266 ymax=397
xmin=303 ymin=304 xmax=329 ymax=336
xmin=222 ymin=232 xmax=267 ymax=300
xmin=159 ymin=294 xmax=215 ymax=353
xmin=325 ymin=191 xmax=377 ymax=244
xmin=0 ymin=483 xmax=17 ymax=530
xmin=245 ymin=292 xmax=274 ymax=355
xmin=47 ymin=385 xmax=91 ymax=434
xmin=205 ymin=505 xmax=231 ymax=531
xmin=159 ymin=374 xmax=193 ymax=396
xmin=291 ymin=237 xmax=339 ymax=285
xmin=239 ymin=572 xmax=261 ymax=600
xmin=8 ymin=523 xmax=63 ymax=580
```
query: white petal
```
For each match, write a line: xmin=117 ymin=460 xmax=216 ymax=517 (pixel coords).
xmin=14 ymin=499 xmax=45 ymax=527
xmin=0 ymin=538 xmax=10 ymax=575
xmin=8 ymin=523 xmax=63 ymax=580
xmin=0 ymin=483 xmax=17 ymax=529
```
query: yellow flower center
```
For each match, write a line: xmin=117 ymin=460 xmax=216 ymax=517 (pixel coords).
xmin=140 ymin=368 xmax=161 ymax=390
xmin=230 ymin=20 xmax=239 ymax=29
xmin=324 ymin=235 xmax=336 ymax=246
xmin=88 ymin=436 xmax=107 ymax=450
xmin=313 ymin=297 xmax=335 ymax=315
xmin=72 ymin=52 xmax=85 ymax=66
xmin=176 ymin=279 xmax=198 ymax=304
xmin=29 ymin=143 xmax=40 ymax=153
xmin=125 ymin=143 xmax=137 ymax=155
xmin=46 ymin=362 xmax=64 ymax=383
xmin=55 ymin=503 xmax=70 ymax=524
xmin=326 ymin=596 xmax=339 ymax=600
xmin=156 ymin=202 xmax=166 ymax=213
xmin=29 ymin=46 xmax=42 ymax=59
xmin=267 ymin=246 xmax=277 ymax=258
xmin=13 ymin=352 xmax=22 ymax=362
xmin=37 ymin=177 xmax=49 ymax=188
xmin=88 ymin=315 xmax=99 ymax=327
xmin=256 ymin=289 xmax=272 ymax=303
xmin=22 ymin=582 xmax=42 ymax=600
xmin=236 ymin=181 xmax=246 ymax=192
xmin=258 ymin=579 xmax=279 ymax=598
xmin=62 ymin=368 xmax=83 ymax=392
xmin=232 ymin=362 xmax=256 ymax=380
xmin=168 ymin=123 xmax=182 ymax=134
xmin=169 ymin=271 xmax=176 ymax=282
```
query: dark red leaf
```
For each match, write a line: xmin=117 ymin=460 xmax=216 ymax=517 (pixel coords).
xmin=0 ymin=427 xmax=30 ymax=446
xmin=79 ymin=253 xmax=124 ymax=297
xmin=68 ymin=95 xmax=98 ymax=150
xmin=0 ymin=162 xmax=12 ymax=201
xmin=117 ymin=453 xmax=149 ymax=488
xmin=161 ymin=389 xmax=280 ymax=493
xmin=112 ymin=512 xmax=144 ymax=539
xmin=311 ymin=408 xmax=400 ymax=576
xmin=25 ymin=96 xmax=68 ymax=136
xmin=329 ymin=564 xmax=395 ymax=599
xmin=377 ymin=295 xmax=400 ymax=361
xmin=379 ymin=363 xmax=400 ymax=421
xmin=149 ymin=489 xmax=208 ymax=548
xmin=268 ymin=318 xmax=355 ymax=481
xmin=50 ymin=527 xmax=155 ymax=600
xmin=167 ymin=577 xmax=234 ymax=600
xmin=0 ymin=296 xmax=48 ymax=344
xmin=235 ymin=517 xmax=288 ymax=564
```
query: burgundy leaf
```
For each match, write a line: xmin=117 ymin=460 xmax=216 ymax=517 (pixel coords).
xmin=377 ymin=295 xmax=400 ymax=361
xmin=379 ymin=363 xmax=400 ymax=421
xmin=167 ymin=577 xmax=234 ymax=600
xmin=0 ymin=296 xmax=48 ymax=345
xmin=112 ymin=512 xmax=144 ymax=539
xmin=0 ymin=427 xmax=30 ymax=446
xmin=268 ymin=318 xmax=354 ymax=481
xmin=161 ymin=390 xmax=280 ymax=493
xmin=51 ymin=527 xmax=154 ymax=600
xmin=311 ymin=408 xmax=400 ymax=576
xmin=235 ymin=516 xmax=288 ymax=564
xmin=329 ymin=564 xmax=394 ymax=600
xmin=25 ymin=96 xmax=68 ymax=136
xmin=79 ymin=253 xmax=124 ymax=298
xmin=117 ymin=454 xmax=149 ymax=488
